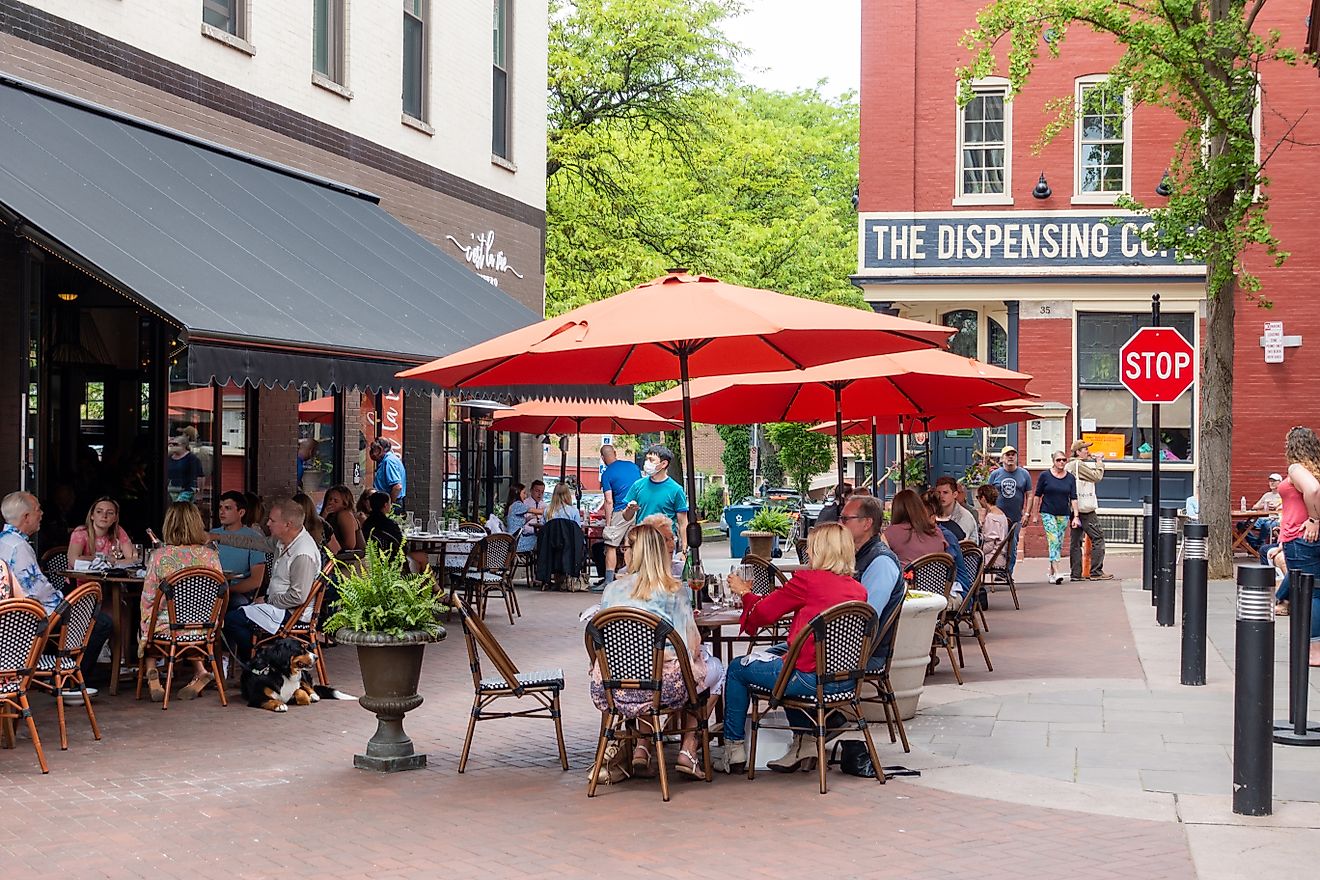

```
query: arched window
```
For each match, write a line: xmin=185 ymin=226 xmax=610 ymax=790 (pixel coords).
xmin=942 ymin=310 xmax=978 ymax=359
xmin=987 ymin=317 xmax=1008 ymax=368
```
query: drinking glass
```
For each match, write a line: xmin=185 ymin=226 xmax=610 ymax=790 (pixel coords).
xmin=447 ymin=518 xmax=459 ymax=535
xmin=706 ymin=575 xmax=724 ymax=610
xmin=736 ymin=563 xmax=755 ymax=585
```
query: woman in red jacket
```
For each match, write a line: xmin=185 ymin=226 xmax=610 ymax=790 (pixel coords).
xmin=719 ymin=522 xmax=867 ymax=772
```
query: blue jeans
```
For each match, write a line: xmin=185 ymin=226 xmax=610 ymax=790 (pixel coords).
xmin=723 ymin=653 xmax=850 ymax=742
xmin=1282 ymin=538 xmax=1320 ymax=642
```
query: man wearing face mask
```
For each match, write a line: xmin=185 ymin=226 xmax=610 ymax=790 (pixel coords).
xmin=620 ymin=445 xmax=689 ymax=552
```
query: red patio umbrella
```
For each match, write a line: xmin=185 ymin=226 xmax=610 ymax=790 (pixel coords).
xmin=297 ymin=396 xmax=336 ymax=425
xmin=490 ymin=400 xmax=681 ymax=500
xmin=641 ymin=349 xmax=1033 ymax=493
xmin=398 ymin=270 xmax=951 ymax=563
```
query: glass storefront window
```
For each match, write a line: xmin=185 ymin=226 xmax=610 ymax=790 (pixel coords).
xmin=298 ymin=386 xmax=339 ymax=508
xmin=166 ymin=369 xmax=217 ymax=519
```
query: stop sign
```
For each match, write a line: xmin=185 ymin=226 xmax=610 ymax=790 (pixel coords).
xmin=1119 ymin=327 xmax=1196 ymax=404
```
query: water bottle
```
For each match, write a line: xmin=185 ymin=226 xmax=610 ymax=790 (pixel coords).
xmin=1240 ymin=496 xmax=1247 ymax=512
xmin=428 ymin=511 xmax=440 ymax=534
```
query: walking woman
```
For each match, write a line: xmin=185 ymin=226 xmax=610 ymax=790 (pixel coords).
xmin=1278 ymin=426 xmax=1320 ymax=666
xmin=1030 ymin=451 xmax=1079 ymax=584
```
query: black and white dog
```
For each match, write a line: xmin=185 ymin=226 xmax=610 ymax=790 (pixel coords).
xmin=240 ymin=638 xmax=354 ymax=712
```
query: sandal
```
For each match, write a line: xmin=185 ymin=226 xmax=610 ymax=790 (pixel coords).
xmin=631 ymin=743 xmax=656 ymax=778
xmin=146 ymin=666 xmax=165 ymax=703
xmin=675 ymin=748 xmax=703 ymax=779
xmin=1276 ymin=602 xmax=1290 ymax=616
xmin=178 ymin=672 xmax=214 ymax=701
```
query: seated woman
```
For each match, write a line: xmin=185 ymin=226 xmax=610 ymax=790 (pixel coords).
xmin=977 ymin=484 xmax=1009 ymax=565
xmin=139 ymin=501 xmax=223 ymax=702
xmin=545 ymin=482 xmax=581 ymax=525
xmin=589 ymin=523 xmax=723 ymax=781
xmin=361 ymin=492 xmax=403 ymax=552
xmin=0 ymin=558 xmax=23 ymax=599
xmin=320 ymin=484 xmax=365 ymax=559
xmin=721 ymin=522 xmax=867 ymax=771
xmin=505 ymin=483 xmax=537 ymax=555
xmin=67 ymin=496 xmax=138 ymax=564
xmin=884 ymin=489 xmax=949 ymax=567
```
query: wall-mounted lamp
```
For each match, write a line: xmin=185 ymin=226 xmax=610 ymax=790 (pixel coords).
xmin=1032 ymin=172 xmax=1052 ymax=200
xmin=56 ymin=291 xmax=78 ymax=302
xmin=1155 ymin=170 xmax=1172 ymax=197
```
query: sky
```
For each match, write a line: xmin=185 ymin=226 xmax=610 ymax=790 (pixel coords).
xmin=720 ymin=0 xmax=862 ymax=98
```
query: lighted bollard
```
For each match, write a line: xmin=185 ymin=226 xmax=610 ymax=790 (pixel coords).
xmin=1232 ymin=564 xmax=1274 ymax=816
xmin=1156 ymin=506 xmax=1178 ymax=627
xmin=1143 ymin=496 xmax=1154 ymax=598
xmin=1273 ymin=571 xmax=1320 ymax=746
xmin=1180 ymin=522 xmax=1208 ymax=686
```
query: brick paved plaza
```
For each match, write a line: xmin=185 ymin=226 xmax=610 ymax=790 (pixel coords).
xmin=3 ymin=554 xmax=1317 ymax=879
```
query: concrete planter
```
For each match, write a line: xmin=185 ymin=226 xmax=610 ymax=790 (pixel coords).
xmin=867 ymin=593 xmax=945 ymax=722
xmin=336 ymin=628 xmax=444 ymax=772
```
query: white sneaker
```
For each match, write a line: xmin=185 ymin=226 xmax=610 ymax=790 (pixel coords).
xmin=1050 ymin=574 xmax=1065 ymax=585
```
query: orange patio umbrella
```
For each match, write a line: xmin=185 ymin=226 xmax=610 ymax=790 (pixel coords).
xmin=490 ymin=400 xmax=681 ymax=499
xmin=642 ymin=350 xmax=1032 ymax=493
xmin=398 ymin=270 xmax=951 ymax=562
xmin=297 ymin=396 xmax=336 ymax=425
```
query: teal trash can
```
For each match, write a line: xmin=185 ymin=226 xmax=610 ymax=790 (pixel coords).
xmin=725 ymin=505 xmax=756 ymax=559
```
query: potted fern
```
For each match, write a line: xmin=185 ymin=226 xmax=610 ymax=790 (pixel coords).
xmin=743 ymin=505 xmax=793 ymax=559
xmin=325 ymin=541 xmax=446 ymax=772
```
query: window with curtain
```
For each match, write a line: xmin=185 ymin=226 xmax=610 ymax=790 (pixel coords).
xmin=1077 ymin=312 xmax=1195 ymax=461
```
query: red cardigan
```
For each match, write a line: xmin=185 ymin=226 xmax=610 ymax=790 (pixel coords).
xmin=739 ymin=569 xmax=867 ymax=673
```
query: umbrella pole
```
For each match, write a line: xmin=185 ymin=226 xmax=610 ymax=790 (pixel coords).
xmin=575 ymin=418 xmax=583 ymax=507
xmin=922 ymin=416 xmax=933 ymax=487
xmin=834 ymin=384 xmax=845 ymax=497
xmin=900 ymin=419 xmax=908 ymax=490
xmin=870 ymin=417 xmax=879 ymax=498
xmin=679 ymin=349 xmax=702 ymax=565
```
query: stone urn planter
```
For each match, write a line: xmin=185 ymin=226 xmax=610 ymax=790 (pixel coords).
xmin=744 ymin=531 xmax=776 ymax=559
xmin=336 ymin=628 xmax=444 ymax=772
xmin=867 ymin=592 xmax=946 ymax=722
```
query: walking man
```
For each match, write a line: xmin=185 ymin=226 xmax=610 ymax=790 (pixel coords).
xmin=1066 ymin=439 xmax=1111 ymax=581
xmin=598 ymin=443 xmax=642 ymax=588
xmin=369 ymin=438 xmax=406 ymax=514
xmin=986 ymin=446 xmax=1032 ymax=571
xmin=620 ymin=445 xmax=689 ymax=552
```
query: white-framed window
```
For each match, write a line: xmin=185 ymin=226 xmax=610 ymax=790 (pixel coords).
xmin=402 ymin=0 xmax=428 ymax=123
xmin=1073 ymin=77 xmax=1131 ymax=203
xmin=492 ymin=0 xmax=512 ymax=160
xmin=203 ymin=0 xmax=245 ymax=38
xmin=313 ymin=0 xmax=346 ymax=86
xmin=954 ymin=78 xmax=1012 ymax=206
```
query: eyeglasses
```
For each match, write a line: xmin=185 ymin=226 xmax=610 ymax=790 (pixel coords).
xmin=1052 ymin=458 xmax=1066 ymax=463
xmin=838 ymin=515 xmax=870 ymax=522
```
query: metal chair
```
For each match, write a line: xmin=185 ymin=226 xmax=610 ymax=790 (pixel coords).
xmin=0 ymin=598 xmax=51 ymax=773
xmin=456 ymin=601 xmax=567 ymax=773
xmin=30 ymin=583 xmax=103 ymax=749
xmin=857 ymin=600 xmax=910 ymax=753
xmin=136 ymin=566 xmax=229 ymax=710
xmin=745 ymin=601 xmax=883 ymax=794
xmin=584 ymin=607 xmax=712 ymax=801
xmin=902 ymin=552 xmax=961 ymax=684
xmin=251 ymin=560 xmax=335 ymax=686
xmin=981 ymin=521 xmax=1020 ymax=610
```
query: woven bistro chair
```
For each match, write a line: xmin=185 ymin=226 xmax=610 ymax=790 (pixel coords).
xmin=136 ymin=566 xmax=229 ymax=710
xmin=980 ymin=521 xmax=1020 ymax=610
xmin=456 ymin=600 xmax=567 ymax=773
xmin=0 ymin=598 xmax=51 ymax=773
xmin=794 ymin=537 xmax=809 ymax=565
xmin=462 ymin=534 xmax=520 ymax=624
xmin=458 ymin=522 xmax=489 ymax=536
xmin=30 ymin=583 xmax=103 ymax=749
xmin=902 ymin=552 xmax=961 ymax=684
xmin=251 ymin=560 xmax=335 ymax=686
xmin=857 ymin=599 xmax=910 ymax=753
xmin=739 ymin=554 xmax=791 ymax=652
xmin=39 ymin=546 xmax=70 ymax=596
xmin=745 ymin=600 xmax=883 ymax=794
xmin=584 ymin=607 xmax=712 ymax=801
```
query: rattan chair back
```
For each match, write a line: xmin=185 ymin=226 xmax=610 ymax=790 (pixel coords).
xmin=458 ymin=600 xmax=521 ymax=693
xmin=904 ymin=552 xmax=956 ymax=599
xmin=0 ymin=597 xmax=52 ymax=771
xmin=584 ymin=607 xmax=700 ymax=709
xmin=740 ymin=554 xmax=787 ymax=597
xmin=39 ymin=546 xmax=69 ymax=595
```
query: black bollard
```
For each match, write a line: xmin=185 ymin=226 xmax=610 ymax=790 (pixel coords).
xmin=1273 ymin=571 xmax=1320 ymax=745
xmin=1232 ymin=564 xmax=1274 ymax=816
xmin=1143 ymin=496 xmax=1154 ymax=597
xmin=1156 ymin=506 xmax=1179 ymax=626
xmin=1180 ymin=522 xmax=1208 ymax=686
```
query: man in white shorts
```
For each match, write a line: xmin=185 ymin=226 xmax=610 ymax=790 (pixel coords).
xmin=596 ymin=443 xmax=642 ymax=591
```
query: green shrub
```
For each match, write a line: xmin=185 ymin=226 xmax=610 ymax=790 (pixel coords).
xmin=746 ymin=505 xmax=793 ymax=537
xmin=324 ymin=541 xmax=445 ymax=638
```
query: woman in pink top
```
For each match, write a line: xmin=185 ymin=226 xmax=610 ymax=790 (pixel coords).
xmin=1278 ymin=427 xmax=1320 ymax=665
xmin=67 ymin=496 xmax=137 ymax=563
xmin=884 ymin=489 xmax=948 ymax=566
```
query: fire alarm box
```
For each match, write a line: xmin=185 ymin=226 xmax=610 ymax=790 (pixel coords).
xmin=1025 ymin=417 xmax=1065 ymax=469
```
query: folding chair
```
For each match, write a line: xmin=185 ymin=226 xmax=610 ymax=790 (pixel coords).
xmin=456 ymin=601 xmax=566 ymax=773
xmin=136 ymin=567 xmax=229 ymax=710
xmin=746 ymin=601 xmax=883 ymax=794
xmin=30 ymin=583 xmax=103 ymax=749
xmin=0 ymin=598 xmax=51 ymax=773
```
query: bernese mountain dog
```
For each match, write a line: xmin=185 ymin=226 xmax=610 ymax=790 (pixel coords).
xmin=241 ymin=638 xmax=353 ymax=712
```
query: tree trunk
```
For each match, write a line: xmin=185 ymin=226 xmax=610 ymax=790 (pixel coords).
xmin=1200 ymin=266 xmax=1237 ymax=579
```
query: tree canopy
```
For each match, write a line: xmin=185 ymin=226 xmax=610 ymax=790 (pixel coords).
xmin=766 ymin=422 xmax=834 ymax=499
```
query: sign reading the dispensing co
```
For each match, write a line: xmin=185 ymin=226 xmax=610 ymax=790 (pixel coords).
xmin=1120 ymin=327 xmax=1196 ymax=404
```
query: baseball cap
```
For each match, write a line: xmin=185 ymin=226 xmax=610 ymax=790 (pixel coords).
xmin=1070 ymin=439 xmax=1093 ymax=455
xmin=1268 ymin=472 xmax=1283 ymax=481
xmin=998 ymin=445 xmax=1017 ymax=455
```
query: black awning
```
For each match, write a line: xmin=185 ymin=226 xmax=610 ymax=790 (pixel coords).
xmin=0 ymin=76 xmax=629 ymax=401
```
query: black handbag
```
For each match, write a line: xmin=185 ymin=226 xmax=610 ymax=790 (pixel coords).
xmin=836 ymin=740 xmax=877 ymax=778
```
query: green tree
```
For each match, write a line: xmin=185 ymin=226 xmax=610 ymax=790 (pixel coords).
xmin=717 ymin=424 xmax=751 ymax=501
xmin=766 ymin=422 xmax=834 ymax=499
xmin=961 ymin=0 xmax=1304 ymax=576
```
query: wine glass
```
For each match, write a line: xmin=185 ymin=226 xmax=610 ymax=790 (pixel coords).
xmin=706 ymin=574 xmax=724 ymax=610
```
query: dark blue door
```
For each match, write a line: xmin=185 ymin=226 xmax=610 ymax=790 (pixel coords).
xmin=933 ymin=428 xmax=981 ymax=481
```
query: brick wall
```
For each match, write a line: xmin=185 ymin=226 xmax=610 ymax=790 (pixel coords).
xmin=255 ymin=387 xmax=298 ymax=500
xmin=692 ymin=426 xmax=725 ymax=478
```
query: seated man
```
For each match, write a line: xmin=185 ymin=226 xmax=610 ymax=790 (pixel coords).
xmin=0 ymin=491 xmax=113 ymax=694
xmin=210 ymin=491 xmax=267 ymax=609
xmin=218 ymin=498 xmax=320 ymax=664
xmin=1243 ymin=473 xmax=1283 ymax=550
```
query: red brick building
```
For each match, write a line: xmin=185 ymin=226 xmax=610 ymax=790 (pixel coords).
xmin=855 ymin=1 xmax=1320 ymax=543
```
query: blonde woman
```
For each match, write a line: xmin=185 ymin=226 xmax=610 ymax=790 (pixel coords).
xmin=140 ymin=501 xmax=223 ymax=701
xmin=546 ymin=482 xmax=581 ymax=525
xmin=721 ymin=521 xmax=868 ymax=772
xmin=68 ymin=496 xmax=137 ymax=563
xmin=590 ymin=523 xmax=722 ymax=779
xmin=1278 ymin=426 xmax=1320 ymax=666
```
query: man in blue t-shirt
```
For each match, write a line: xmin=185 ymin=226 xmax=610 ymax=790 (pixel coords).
xmin=210 ymin=491 xmax=268 ymax=609
xmin=986 ymin=445 xmax=1033 ymax=571
xmin=369 ymin=438 xmax=407 ymax=513
xmin=621 ymin=445 xmax=689 ymax=551
xmin=598 ymin=443 xmax=643 ymax=586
